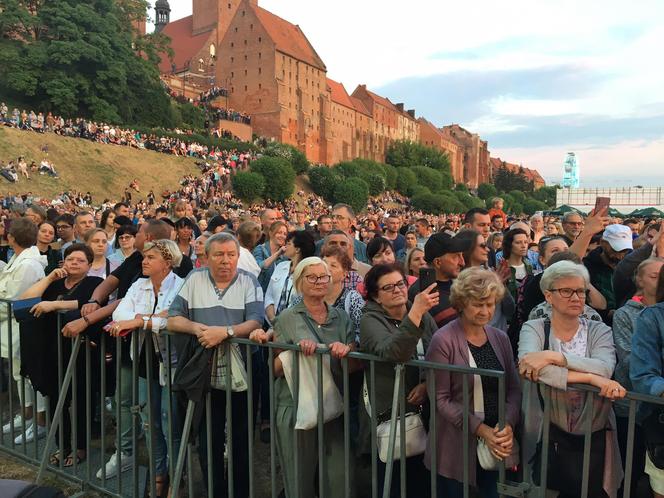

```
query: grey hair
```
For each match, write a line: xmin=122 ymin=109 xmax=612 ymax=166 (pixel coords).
xmin=540 ymin=260 xmax=590 ymax=293
xmin=205 ymin=232 xmax=240 ymax=254
xmin=332 ymin=203 xmax=355 ymax=219
xmin=562 ymin=211 xmax=583 ymax=223
xmin=292 ymin=257 xmax=329 ymax=294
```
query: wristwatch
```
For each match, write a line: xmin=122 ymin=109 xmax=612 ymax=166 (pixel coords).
xmin=142 ymin=316 xmax=150 ymax=330
xmin=227 ymin=326 xmax=235 ymax=338
xmin=87 ymin=299 xmax=100 ymax=306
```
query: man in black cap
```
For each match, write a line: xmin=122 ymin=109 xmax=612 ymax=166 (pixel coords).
xmin=407 ymin=232 xmax=472 ymax=328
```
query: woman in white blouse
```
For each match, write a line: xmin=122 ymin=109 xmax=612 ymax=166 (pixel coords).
xmin=109 ymin=239 xmax=183 ymax=497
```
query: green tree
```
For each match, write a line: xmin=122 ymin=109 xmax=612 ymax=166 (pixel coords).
xmin=308 ymin=166 xmax=340 ymax=202
xmin=232 ymin=171 xmax=265 ymax=203
xmin=333 ymin=178 xmax=369 ymax=214
xmin=363 ymin=173 xmax=386 ymax=196
xmin=263 ymin=143 xmax=310 ymax=175
xmin=250 ymin=157 xmax=295 ymax=202
xmin=454 ymin=183 xmax=469 ymax=193
xmin=477 ymin=183 xmax=498 ymax=200
xmin=523 ymin=198 xmax=549 ymax=215
xmin=533 ymin=185 xmax=558 ymax=207
xmin=494 ymin=165 xmax=534 ymax=193
xmin=411 ymin=192 xmax=444 ymax=214
xmin=396 ymin=168 xmax=418 ymax=196
xmin=382 ymin=164 xmax=398 ymax=190
xmin=0 ymin=0 xmax=175 ymax=126
xmin=385 ymin=140 xmax=451 ymax=172
xmin=411 ymin=166 xmax=444 ymax=192
xmin=508 ymin=190 xmax=527 ymax=204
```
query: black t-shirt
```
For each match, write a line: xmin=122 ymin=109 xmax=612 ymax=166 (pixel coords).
xmin=520 ymin=273 xmax=544 ymax=320
xmin=21 ymin=276 xmax=103 ymax=396
xmin=408 ymin=278 xmax=456 ymax=328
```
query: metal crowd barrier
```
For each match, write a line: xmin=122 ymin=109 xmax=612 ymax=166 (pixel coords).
xmin=0 ymin=298 xmax=662 ymax=498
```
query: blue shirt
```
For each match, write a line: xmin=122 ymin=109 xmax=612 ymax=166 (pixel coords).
xmin=630 ymin=303 xmax=664 ymax=419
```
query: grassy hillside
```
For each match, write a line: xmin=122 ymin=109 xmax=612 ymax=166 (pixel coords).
xmin=0 ymin=127 xmax=199 ymax=201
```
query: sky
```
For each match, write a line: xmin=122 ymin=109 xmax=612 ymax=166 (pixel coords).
xmin=157 ymin=0 xmax=664 ymax=187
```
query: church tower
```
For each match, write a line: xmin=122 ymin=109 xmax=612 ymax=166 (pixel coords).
xmin=192 ymin=0 xmax=257 ymax=38
xmin=154 ymin=0 xmax=171 ymax=33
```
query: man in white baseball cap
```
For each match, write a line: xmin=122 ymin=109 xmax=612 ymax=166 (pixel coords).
xmin=583 ymin=223 xmax=634 ymax=323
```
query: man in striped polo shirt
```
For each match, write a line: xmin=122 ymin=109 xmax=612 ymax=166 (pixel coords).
xmin=169 ymin=232 xmax=264 ymax=498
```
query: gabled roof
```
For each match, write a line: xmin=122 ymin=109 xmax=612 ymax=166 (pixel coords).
xmin=363 ymin=87 xmax=400 ymax=113
xmin=350 ymin=97 xmax=371 ymax=116
xmin=327 ymin=78 xmax=354 ymax=110
xmin=253 ymin=6 xmax=326 ymax=71
xmin=418 ymin=118 xmax=444 ymax=138
xmin=158 ymin=16 xmax=212 ymax=73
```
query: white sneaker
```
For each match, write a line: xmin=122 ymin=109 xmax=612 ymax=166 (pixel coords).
xmin=96 ymin=451 xmax=132 ymax=479
xmin=2 ymin=415 xmax=32 ymax=435
xmin=13 ymin=423 xmax=46 ymax=445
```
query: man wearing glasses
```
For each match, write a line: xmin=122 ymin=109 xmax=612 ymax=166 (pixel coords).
xmin=325 ymin=203 xmax=368 ymax=263
xmin=561 ymin=212 xmax=585 ymax=245
xmin=54 ymin=213 xmax=75 ymax=253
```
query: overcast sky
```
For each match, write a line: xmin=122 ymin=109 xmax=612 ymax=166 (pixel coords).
xmin=158 ymin=0 xmax=664 ymax=186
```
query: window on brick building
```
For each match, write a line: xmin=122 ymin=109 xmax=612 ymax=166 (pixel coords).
xmin=244 ymin=85 xmax=247 ymax=91
xmin=259 ymin=37 xmax=262 ymax=42
xmin=244 ymin=69 xmax=247 ymax=76
xmin=259 ymin=83 xmax=262 ymax=89
xmin=258 ymin=52 xmax=261 ymax=59
xmin=231 ymin=56 xmax=234 ymax=62
xmin=258 ymin=68 xmax=262 ymax=74
xmin=259 ymin=98 xmax=262 ymax=103
xmin=244 ymin=39 xmax=247 ymax=45
xmin=244 ymin=55 xmax=247 ymax=60
xmin=250 ymin=24 xmax=253 ymax=29
xmin=231 ymin=71 xmax=234 ymax=78
xmin=234 ymin=27 xmax=238 ymax=32
xmin=230 ymin=42 xmax=234 ymax=47
xmin=242 ymin=10 xmax=245 ymax=16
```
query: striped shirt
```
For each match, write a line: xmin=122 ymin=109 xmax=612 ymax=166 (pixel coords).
xmin=169 ymin=267 xmax=264 ymax=328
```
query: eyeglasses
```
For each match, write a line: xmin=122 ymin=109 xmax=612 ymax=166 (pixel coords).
xmin=304 ymin=274 xmax=331 ymax=284
xmin=331 ymin=214 xmax=348 ymax=220
xmin=118 ymin=235 xmax=134 ymax=241
xmin=379 ymin=279 xmax=407 ymax=293
xmin=549 ymin=287 xmax=587 ymax=299
xmin=478 ymin=243 xmax=487 ymax=249
xmin=56 ymin=225 xmax=72 ymax=230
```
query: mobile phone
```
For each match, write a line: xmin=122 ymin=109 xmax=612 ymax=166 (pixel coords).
xmin=594 ymin=197 xmax=610 ymax=213
xmin=419 ymin=267 xmax=437 ymax=291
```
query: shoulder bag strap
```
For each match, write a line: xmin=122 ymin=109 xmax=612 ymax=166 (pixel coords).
xmin=302 ymin=314 xmax=325 ymax=343
xmin=536 ymin=320 xmax=551 ymax=411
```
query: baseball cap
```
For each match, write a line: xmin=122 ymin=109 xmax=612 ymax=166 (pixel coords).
xmin=602 ymin=224 xmax=633 ymax=252
xmin=424 ymin=232 xmax=473 ymax=263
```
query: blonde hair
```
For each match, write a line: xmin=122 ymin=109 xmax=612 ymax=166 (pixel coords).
xmin=450 ymin=267 xmax=505 ymax=311
xmin=84 ymin=227 xmax=108 ymax=243
xmin=143 ymin=239 xmax=183 ymax=268
xmin=292 ymin=257 xmax=329 ymax=294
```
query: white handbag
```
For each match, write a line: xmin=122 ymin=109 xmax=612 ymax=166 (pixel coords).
xmin=364 ymin=363 xmax=427 ymax=463
xmin=468 ymin=346 xmax=501 ymax=470
xmin=279 ymin=349 xmax=343 ymax=430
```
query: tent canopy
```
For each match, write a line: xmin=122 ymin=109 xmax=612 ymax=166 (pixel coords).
xmin=630 ymin=207 xmax=664 ymax=218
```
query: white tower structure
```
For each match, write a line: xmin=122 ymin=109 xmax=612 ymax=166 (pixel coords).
xmin=562 ymin=152 xmax=580 ymax=188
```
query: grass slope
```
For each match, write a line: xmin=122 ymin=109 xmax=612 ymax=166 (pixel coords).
xmin=0 ymin=127 xmax=198 ymax=201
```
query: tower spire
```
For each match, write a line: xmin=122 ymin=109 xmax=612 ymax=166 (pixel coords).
xmin=155 ymin=0 xmax=171 ymax=32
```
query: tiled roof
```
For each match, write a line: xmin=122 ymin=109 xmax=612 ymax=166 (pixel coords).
xmin=491 ymin=157 xmax=545 ymax=186
xmin=418 ymin=118 xmax=444 ymax=138
xmin=350 ymin=97 xmax=371 ymax=116
xmin=327 ymin=78 xmax=354 ymax=110
xmin=364 ymin=87 xmax=399 ymax=112
xmin=253 ymin=6 xmax=326 ymax=71
xmin=158 ymin=16 xmax=212 ymax=74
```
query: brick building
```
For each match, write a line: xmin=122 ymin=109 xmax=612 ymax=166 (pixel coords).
xmin=440 ymin=124 xmax=491 ymax=188
xmin=156 ymin=0 xmax=544 ymax=186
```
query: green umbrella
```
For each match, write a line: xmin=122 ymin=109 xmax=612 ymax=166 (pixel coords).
xmin=630 ymin=207 xmax=664 ymax=218
xmin=548 ymin=204 xmax=581 ymax=216
xmin=607 ymin=207 xmax=625 ymax=218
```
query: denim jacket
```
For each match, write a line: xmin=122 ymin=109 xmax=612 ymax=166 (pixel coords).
xmin=630 ymin=302 xmax=664 ymax=418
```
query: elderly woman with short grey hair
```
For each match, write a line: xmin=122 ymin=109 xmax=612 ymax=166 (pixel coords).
xmin=262 ymin=256 xmax=354 ymax=498
xmin=518 ymin=260 xmax=625 ymax=498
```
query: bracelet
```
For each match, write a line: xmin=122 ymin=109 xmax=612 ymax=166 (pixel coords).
xmin=82 ymin=315 xmax=90 ymax=325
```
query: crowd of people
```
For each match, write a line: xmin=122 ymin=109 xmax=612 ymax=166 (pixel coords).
xmin=0 ymin=188 xmax=663 ymax=498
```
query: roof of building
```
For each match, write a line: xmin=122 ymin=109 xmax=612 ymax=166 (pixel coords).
xmin=327 ymin=78 xmax=354 ymax=110
xmin=362 ymin=86 xmax=400 ymax=112
xmin=157 ymin=16 xmax=212 ymax=74
xmin=253 ymin=6 xmax=326 ymax=71
xmin=418 ymin=117 xmax=444 ymax=137
xmin=350 ymin=97 xmax=371 ymax=116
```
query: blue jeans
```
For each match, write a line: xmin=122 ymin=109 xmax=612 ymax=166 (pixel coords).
xmin=437 ymin=465 xmax=499 ymax=498
xmin=138 ymin=376 xmax=182 ymax=476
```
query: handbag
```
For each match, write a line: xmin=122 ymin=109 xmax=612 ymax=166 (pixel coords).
xmin=210 ymin=342 xmax=248 ymax=392
xmin=468 ymin=346 xmax=501 ymax=470
xmin=12 ymin=297 xmax=41 ymax=322
xmin=530 ymin=320 xmax=607 ymax=496
xmin=364 ymin=363 xmax=427 ymax=463
xmin=642 ymin=407 xmax=664 ymax=469
xmin=278 ymin=314 xmax=344 ymax=430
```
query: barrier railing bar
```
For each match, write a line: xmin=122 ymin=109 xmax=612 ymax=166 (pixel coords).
xmin=316 ymin=352 xmax=325 ymax=498
xmin=246 ymin=343 xmax=254 ymax=498
xmin=145 ymin=332 xmax=156 ymax=498
xmin=342 ymin=357 xmax=350 ymax=498
xmin=381 ymin=363 xmax=402 ymax=498
xmin=622 ymin=399 xmax=637 ymax=498
xmin=462 ymin=373 xmax=469 ymax=498
xmin=268 ymin=347 xmax=277 ymax=498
